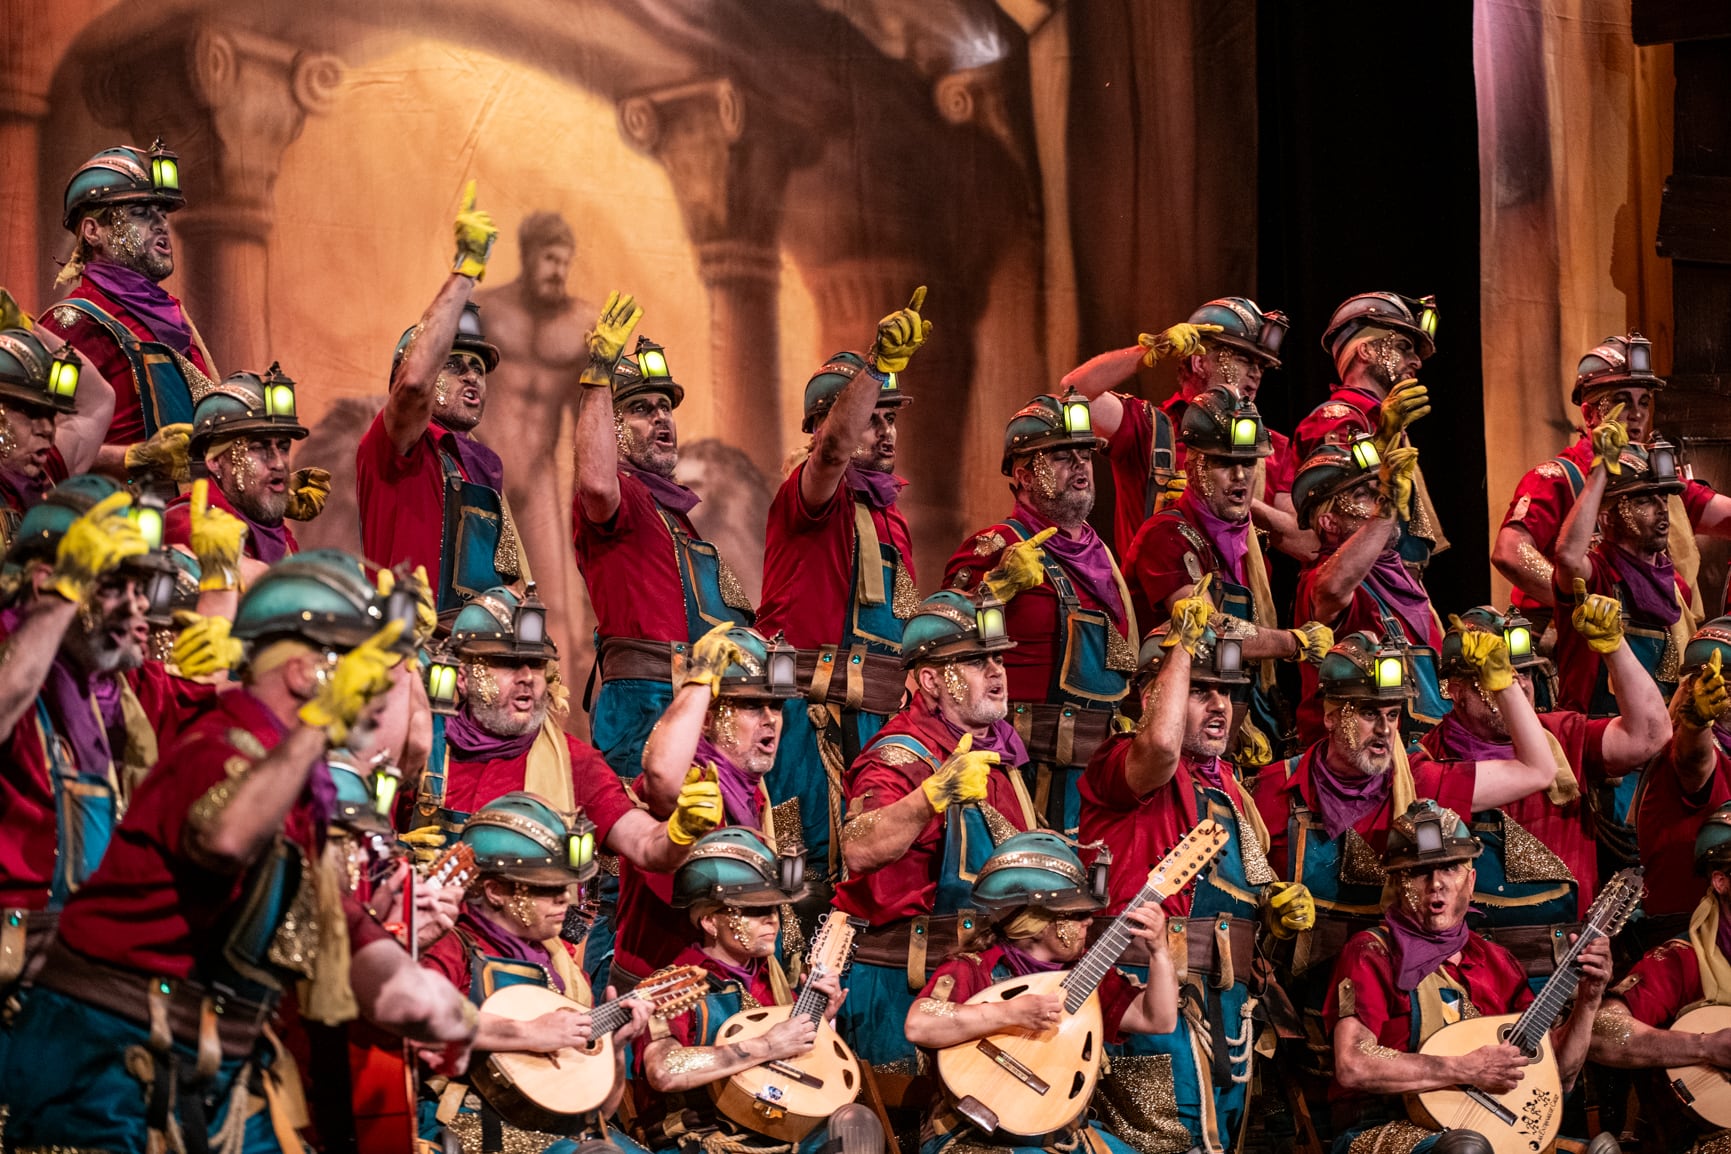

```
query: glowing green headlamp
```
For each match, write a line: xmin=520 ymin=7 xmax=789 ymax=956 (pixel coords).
xmin=149 ymin=139 xmax=180 ymax=193
xmin=1350 ymin=437 xmax=1381 ymax=472
xmin=47 ymin=350 xmax=80 ymax=401
xmin=1232 ymin=417 xmax=1259 ymax=447
xmin=1375 ymin=656 xmax=1405 ymax=689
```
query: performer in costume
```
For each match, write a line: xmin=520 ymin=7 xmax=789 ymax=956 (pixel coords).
xmin=1327 ymin=801 xmax=1612 ymax=1154
xmin=903 ymin=831 xmax=1177 ymax=1154
xmin=832 ymin=589 xmax=1039 ymax=1072
xmin=1294 ymin=291 xmax=1446 ymax=572
xmin=1062 ymin=297 xmax=1311 ymax=559
xmin=1421 ymin=606 xmax=1669 ymax=986
xmin=635 ymin=827 xmax=885 ymax=1154
xmin=618 ymin=623 xmax=801 ymax=989
xmin=573 ymin=295 xmax=754 ymax=779
xmin=419 ymin=791 xmax=653 ymax=1152
xmin=0 ymin=317 xmax=114 ymax=545
xmin=1080 ymin=592 xmax=1314 ymax=1154
xmin=945 ymin=388 xmax=1135 ymax=833
xmin=1124 ymin=385 xmax=1334 ymax=762
xmin=1290 ymin=438 xmax=1448 ymax=742
xmin=757 ymin=290 xmax=928 ymax=891
xmin=0 ymin=550 xmax=425 ymax=1153
xmin=357 ymin=182 xmax=529 ymax=614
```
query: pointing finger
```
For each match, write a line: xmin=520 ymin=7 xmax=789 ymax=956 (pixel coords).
xmin=907 ymin=285 xmax=927 ymax=313
xmin=459 ymin=180 xmax=477 ymax=214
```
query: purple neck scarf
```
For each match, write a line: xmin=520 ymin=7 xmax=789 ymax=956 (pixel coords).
xmin=82 ymin=260 xmax=194 ymax=353
xmin=622 ymin=463 xmax=700 ymax=517
xmin=242 ymin=513 xmax=292 ymax=564
xmin=445 ymin=708 xmax=539 ymax=762
xmin=1604 ymin=543 xmax=1681 ymax=626
xmin=845 ymin=464 xmax=906 ymax=511
xmin=1430 ymin=712 xmax=1512 ymax=763
xmin=0 ymin=468 xmax=50 ymax=513
xmin=695 ymin=736 xmax=762 ymax=826
xmin=1348 ymin=546 xmax=1440 ymax=649
xmin=465 ymin=903 xmax=563 ymax=993
xmin=1385 ymin=900 xmax=1471 ymax=992
xmin=1 ymin=604 xmax=120 ymax=780
xmin=435 ymin=424 xmax=505 ymax=495
xmin=1190 ymin=755 xmax=1227 ymax=793
xmin=998 ymin=941 xmax=1067 ymax=978
xmin=1178 ymin=487 xmax=1250 ymax=585
xmin=1011 ymin=501 xmax=1126 ymax=623
xmin=928 ymin=696 xmax=1030 ymax=766
xmin=702 ymin=950 xmax=766 ymax=992
xmin=1307 ymin=742 xmax=1391 ymax=841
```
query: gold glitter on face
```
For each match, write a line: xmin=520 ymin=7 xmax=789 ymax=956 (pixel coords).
xmin=665 ymin=1046 xmax=717 ymax=1076
xmin=1218 ymin=353 xmax=1243 ymax=392
xmin=508 ymin=882 xmax=540 ymax=933
xmin=227 ymin=439 xmax=257 ymax=489
xmin=467 ymin=660 xmax=500 ymax=706
xmin=1032 ymin=452 xmax=1062 ymax=502
xmin=1616 ymin=498 xmax=1643 ymax=539
xmin=1399 ymin=875 xmax=1424 ymax=916
xmin=941 ymin=663 xmax=970 ymax=707
xmin=1054 ymin=919 xmax=1078 ymax=948
xmin=1336 ymin=702 xmax=1363 ymax=754
xmin=0 ymin=405 xmax=14 ymax=461
xmin=710 ymin=700 xmax=740 ymax=748
xmin=725 ymin=910 xmax=753 ymax=950
xmin=613 ymin=413 xmax=635 ymax=459
xmin=433 ymin=372 xmax=452 ymax=408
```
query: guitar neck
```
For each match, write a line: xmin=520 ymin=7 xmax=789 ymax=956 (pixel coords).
xmin=1060 ymin=881 xmax=1159 ymax=1014
xmin=791 ymin=973 xmax=829 ymax=1025
xmin=590 ymin=996 xmax=636 ymax=1037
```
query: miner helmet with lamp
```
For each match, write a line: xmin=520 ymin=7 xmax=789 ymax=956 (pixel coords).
xmin=1319 ymin=630 xmax=1418 ymax=705
xmin=1185 ymin=297 xmax=1290 ymax=369
xmin=61 ymin=140 xmax=185 ymax=231
xmin=229 ymin=549 xmax=415 ymax=657
xmin=1135 ymin=620 xmax=1252 ymax=690
xmin=189 ymin=363 xmax=309 ymax=459
xmin=670 ymin=826 xmax=807 ymax=914
xmin=801 ymin=350 xmax=911 ymax=433
xmin=900 ymin=588 xmax=1017 ymax=669
xmin=1179 ymin=385 xmax=1274 ymax=462
xmin=460 ymin=790 xmax=599 ymax=888
xmin=1572 ymin=332 xmax=1662 ymax=407
xmin=1320 ymin=291 xmax=1440 ymax=362
xmin=1602 ymin=439 xmax=1684 ymax=503
xmin=0 ymin=328 xmax=83 ymax=417
xmin=1439 ymin=605 xmax=1559 ymax=711
xmin=390 ymin=301 xmax=501 ymax=378
xmin=448 ymin=583 xmax=556 ymax=663
xmin=1000 ymin=387 xmax=1106 ymax=476
xmin=611 ymin=334 xmax=686 ymax=409
xmin=971 ymin=830 xmax=1111 ymax=917
xmin=1384 ymin=799 xmax=1481 ymax=874
xmin=1291 ymin=438 xmax=1385 ymax=531
xmin=6 ymin=474 xmax=177 ymax=617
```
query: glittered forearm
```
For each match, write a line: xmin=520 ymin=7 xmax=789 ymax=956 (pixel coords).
xmin=840 ymin=807 xmax=886 ymax=845
xmin=662 ymin=1046 xmax=719 ymax=1076
xmin=1592 ymin=1008 xmax=1633 ymax=1047
xmin=1354 ymin=1036 xmax=1402 ymax=1061
xmin=915 ymin=997 xmax=957 ymax=1018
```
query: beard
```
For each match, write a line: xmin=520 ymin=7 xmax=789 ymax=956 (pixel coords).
xmin=105 ymin=219 xmax=173 ymax=281
xmin=227 ymin=480 xmax=287 ymax=526
xmin=64 ymin=613 xmax=145 ymax=677
xmin=624 ymin=430 xmax=678 ymax=478
xmin=469 ymin=692 xmax=548 ymax=739
xmin=956 ymin=696 xmax=1008 ymax=728
xmin=1028 ymin=485 xmax=1094 ymax=529
xmin=1181 ymin=729 xmax=1230 ymax=761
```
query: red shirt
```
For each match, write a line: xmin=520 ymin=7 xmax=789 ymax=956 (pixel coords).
xmin=1550 ymin=547 xmax=1690 ymax=716
xmin=1251 ymin=742 xmax=1475 ymax=881
xmin=1634 ymin=741 xmax=1731 ymax=919
xmin=420 ymin=909 xmax=585 ymax=999
xmin=1079 ymin=738 xmax=1259 ymax=917
xmin=356 ymin=411 xmax=494 ymax=590
xmin=1292 ymin=563 xmax=1442 ymax=745
xmin=1419 ymin=711 xmax=1610 ymax=917
xmin=1294 ymin=385 xmax=1381 ymax=462
xmin=164 ymin=481 xmax=299 ymax=561
xmin=657 ymin=945 xmax=782 ymax=1047
xmin=39 ymin=278 xmax=214 ymax=447
xmin=832 ymin=706 xmax=1034 ymax=926
xmin=1123 ymin=498 xmax=1269 ymax=629
xmin=573 ymin=470 xmax=708 ymax=644
xmin=920 ymin=945 xmax=1141 ymax=1044
xmin=57 ymin=688 xmax=321 ymax=978
xmin=1617 ymin=938 xmax=1706 ymax=1027
xmin=443 ymin=732 xmax=637 ymax=846
xmin=757 ymin=463 xmax=915 ymax=650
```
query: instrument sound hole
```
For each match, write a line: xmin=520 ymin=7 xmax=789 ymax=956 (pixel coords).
xmin=721 ymin=1023 xmax=743 ymax=1039
xmin=832 ymin=1040 xmax=848 ymax=1058
xmin=1000 ymin=984 xmax=1030 ymax=1000
xmin=1081 ymin=1033 xmax=1093 ymax=1062
xmin=843 ymin=1070 xmax=855 ymax=1090
xmin=1069 ymin=1071 xmax=1086 ymax=1099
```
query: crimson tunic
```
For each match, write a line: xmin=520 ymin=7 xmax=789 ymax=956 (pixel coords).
xmin=443 ymin=733 xmax=637 ymax=840
xmin=355 ymin=411 xmax=498 ymax=589
xmin=1549 ymin=547 xmax=1690 ymax=717
xmin=39 ymin=278 xmax=215 ymax=447
xmin=1293 ymin=385 xmax=1383 ymax=462
xmin=56 ymin=688 xmax=319 ymax=978
xmin=573 ymin=469 xmax=708 ymax=644
xmin=1634 ymin=741 xmax=1731 ymax=920
xmin=756 ymin=462 xmax=915 ymax=650
xmin=1122 ymin=496 xmax=1270 ymax=629
xmin=1616 ymin=937 xmax=1707 ymax=1026
xmin=164 ymin=480 xmax=300 ymax=560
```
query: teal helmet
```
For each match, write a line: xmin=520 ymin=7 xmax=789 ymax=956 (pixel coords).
xmin=460 ymin=790 xmax=598 ymax=886
xmin=1603 ymin=438 xmax=1684 ymax=502
xmin=231 ymin=549 xmax=404 ymax=653
xmin=801 ymin=350 xmax=909 ymax=433
xmin=1001 ymin=388 xmax=1106 ymax=476
xmin=1684 ymin=617 xmax=1731 ymax=678
xmin=1186 ymin=297 xmax=1289 ymax=367
xmin=1320 ymin=291 xmax=1438 ymax=361
xmin=391 ymin=301 xmax=500 ymax=377
xmin=710 ymin=626 xmax=800 ymax=700
xmin=449 ymin=585 xmax=556 ymax=662
xmin=0 ymin=328 xmax=79 ymax=415
xmin=1178 ymin=385 xmax=1273 ymax=462
xmin=1135 ymin=621 xmax=1252 ymax=687
xmin=6 ymin=475 xmax=176 ymax=608
xmin=1438 ymin=606 xmax=1547 ymax=679
xmin=671 ymin=826 xmax=806 ymax=909
xmin=1292 ymin=438 xmax=1384 ymax=530
xmin=190 ymin=363 xmax=308 ymax=457
xmin=1697 ymin=802 xmax=1731 ymax=874
xmin=901 ymin=589 xmax=1016 ymax=669
xmin=972 ymin=831 xmax=1109 ymax=916
xmin=62 ymin=140 xmax=185 ymax=231
xmin=1385 ymin=799 xmax=1480 ymax=872
xmin=1319 ymin=630 xmax=1416 ymax=704
xmin=611 ymin=335 xmax=685 ymax=409
xmin=1573 ymin=332 xmax=1662 ymax=405
xmin=326 ymin=751 xmax=395 ymax=835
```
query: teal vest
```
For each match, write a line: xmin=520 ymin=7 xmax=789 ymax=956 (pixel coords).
xmin=36 ymin=699 xmax=117 ymax=908
xmin=51 ymin=297 xmax=198 ymax=438
xmin=1002 ymin=517 xmax=1130 ymax=709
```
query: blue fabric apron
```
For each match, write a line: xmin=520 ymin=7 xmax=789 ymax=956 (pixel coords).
xmin=37 ymin=697 xmax=118 ymax=908
xmin=1464 ymin=807 xmax=1578 ymax=995
xmin=1360 ymin=584 xmax=1449 ymax=734
xmin=1586 ymin=574 xmax=1677 ymax=877
xmin=436 ymin=449 xmax=511 ymax=613
xmin=52 ymin=297 xmax=197 ymax=439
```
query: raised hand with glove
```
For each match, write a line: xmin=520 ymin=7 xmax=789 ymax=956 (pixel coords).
xmin=578 ymin=290 xmax=645 ymax=388
xmin=189 ymin=479 xmax=249 ymax=592
xmin=123 ymin=422 xmax=193 ymax=485
xmin=171 ymin=610 xmax=243 ymax=678
xmin=1379 ymin=445 xmax=1419 ymax=521
xmin=667 ymin=765 xmax=725 ymax=845
xmin=1449 ymin=614 xmax=1514 ymax=692
xmin=50 ymin=490 xmax=148 ymax=605
xmin=982 ymin=525 xmax=1057 ymax=604
xmin=1263 ymin=880 xmax=1315 ymax=939
xmin=920 ymin=732 xmax=997 ymax=813
xmin=1374 ymin=379 xmax=1430 ymax=452
xmin=451 ymin=181 xmax=498 ymax=281
xmin=1569 ymin=580 xmax=1626 ymax=656
xmin=0 ymin=287 xmax=33 ymax=331
xmin=1138 ymin=323 xmax=1223 ymax=367
xmin=283 ymin=467 xmax=331 ymax=521
xmin=298 ymin=620 xmax=407 ymax=746
xmin=679 ymin=622 xmax=743 ymax=694
xmin=871 ymin=286 xmax=933 ymax=374
xmin=1590 ymin=401 xmax=1628 ymax=476
xmin=1682 ymin=650 xmax=1729 ymax=730
xmin=1288 ymin=621 xmax=1335 ymax=665
xmin=1162 ymin=573 xmax=1214 ymax=656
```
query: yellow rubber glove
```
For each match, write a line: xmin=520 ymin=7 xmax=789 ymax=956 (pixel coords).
xmin=50 ymin=490 xmax=148 ymax=604
xmin=451 ymin=181 xmax=498 ymax=281
xmin=545 ymin=659 xmax=571 ymax=716
xmin=1683 ymin=650 xmax=1729 ymax=730
xmin=1379 ymin=445 xmax=1419 ymax=521
xmin=1590 ymin=401 xmax=1628 ymax=477
xmin=283 ymin=467 xmax=331 ymax=522
xmin=679 ymin=622 xmax=743 ymax=693
xmin=668 ymin=766 xmax=725 ymax=846
xmin=397 ymin=826 xmax=450 ymax=850
xmin=1162 ymin=573 xmax=1213 ymax=656
xmin=1264 ymin=881 xmax=1316 ymax=940
xmin=1374 ymin=379 xmax=1430 ymax=452
xmin=921 ymin=732 xmax=997 ymax=813
xmin=871 ymin=286 xmax=933 ymax=374
xmin=299 ymin=620 xmax=407 ymax=745
xmin=170 ymin=610 xmax=243 ymax=678
xmin=1288 ymin=621 xmax=1335 ymax=665
xmin=1570 ymin=579 xmax=1625 ymax=656
xmin=408 ymin=564 xmax=438 ymax=649
xmin=189 ymin=479 xmax=249 ymax=592
xmin=983 ymin=526 xmax=1057 ymax=604
xmin=578 ymin=290 xmax=645 ymax=387
xmin=123 ymin=422 xmax=194 ymax=484
xmin=1152 ymin=473 xmax=1187 ymax=514
xmin=1232 ymin=721 xmax=1274 ymax=771
xmin=0 ymin=287 xmax=33 ymax=331
xmin=1449 ymin=615 xmax=1514 ymax=693
xmin=1137 ymin=323 xmax=1224 ymax=367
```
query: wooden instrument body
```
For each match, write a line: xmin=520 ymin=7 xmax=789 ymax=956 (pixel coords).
xmin=1665 ymin=1004 xmax=1731 ymax=1127
xmin=1407 ymin=1013 xmax=1562 ymax=1154
xmin=933 ymin=970 xmax=1105 ymax=1140
xmin=471 ymin=983 xmax=615 ymax=1132
xmin=709 ymin=1003 xmax=862 ymax=1142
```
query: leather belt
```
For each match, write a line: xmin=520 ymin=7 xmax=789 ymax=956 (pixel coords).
xmin=1095 ymin=913 xmax=1259 ymax=986
xmin=1476 ymin=922 xmax=1581 ymax=978
xmin=795 ymin=646 xmax=906 ymax=716
xmin=597 ymin=637 xmax=690 ymax=684
xmin=34 ymin=939 xmax=274 ymax=1059
xmin=1008 ymin=702 xmax=1116 ymax=767
xmin=0 ymin=908 xmax=57 ymax=987
xmin=852 ymin=915 xmax=964 ymax=989
xmin=1293 ymin=911 xmax=1381 ymax=976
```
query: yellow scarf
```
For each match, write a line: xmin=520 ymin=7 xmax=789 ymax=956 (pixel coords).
xmin=521 ymin=715 xmax=575 ymax=812
xmin=1686 ymin=891 xmax=1731 ymax=1005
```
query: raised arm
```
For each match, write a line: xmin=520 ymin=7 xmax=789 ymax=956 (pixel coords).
xmin=1597 ymin=636 xmax=1675 ymax=772
xmin=1254 ymin=494 xmax=1319 ymax=563
xmin=1672 ymin=651 xmax=1730 ymax=794
xmin=385 ymin=272 xmax=477 ymax=456
xmin=29 ymin=327 xmax=115 ymax=475
xmin=1463 ymin=636 xmax=1569 ymax=811
xmin=839 ymin=736 xmax=994 ymax=875
xmin=1307 ymin=510 xmax=1399 ymax=624
xmin=600 ymin=768 xmax=722 ymax=874
xmin=1552 ymin=465 xmax=1606 ymax=588
xmin=1492 ymin=523 xmax=1556 ymax=608
xmin=638 ymin=624 xmax=741 ymax=815
xmin=573 ymin=292 xmax=645 ymax=526
xmin=1056 ymin=346 xmax=1140 ymax=437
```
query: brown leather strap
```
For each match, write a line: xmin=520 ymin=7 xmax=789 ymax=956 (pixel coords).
xmin=794 ymin=647 xmax=904 ymax=715
xmin=906 ymin=915 xmax=930 ymax=994
xmin=808 ymin=646 xmax=839 ymax=705
xmin=597 ymin=637 xmax=689 ymax=684
xmin=852 ymin=915 xmax=962 ymax=976
xmin=1476 ymin=922 xmax=1581 ymax=978
xmin=1292 ymin=911 xmax=1380 ymax=976
xmin=1007 ymin=702 xmax=1116 ymax=767
xmin=1103 ymin=913 xmax=1258 ymax=984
